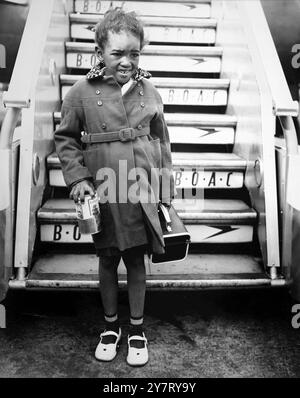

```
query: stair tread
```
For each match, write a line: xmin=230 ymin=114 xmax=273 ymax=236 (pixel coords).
xmin=66 ymin=52 xmax=222 ymax=74
xmin=19 ymin=273 xmax=274 ymax=289
xmin=29 ymin=252 xmax=263 ymax=276
xmin=70 ymin=13 xmax=217 ymax=27
xmin=26 ymin=273 xmax=267 ymax=281
xmin=54 ymin=111 xmax=237 ymax=127
xmin=172 ymin=152 xmax=246 ymax=168
xmin=165 ymin=113 xmax=237 ymax=126
xmin=173 ymin=198 xmax=256 ymax=214
xmin=74 ymin=0 xmax=212 ymax=19
xmin=65 ymin=42 xmax=222 ymax=56
xmin=60 ymin=74 xmax=230 ymax=88
xmin=38 ymin=198 xmax=256 ymax=222
xmin=47 ymin=152 xmax=245 ymax=167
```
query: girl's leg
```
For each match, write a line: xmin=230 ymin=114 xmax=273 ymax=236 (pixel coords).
xmin=122 ymin=248 xmax=146 ymax=322
xmin=98 ymin=254 xmax=121 ymax=341
xmin=122 ymin=248 xmax=146 ymax=348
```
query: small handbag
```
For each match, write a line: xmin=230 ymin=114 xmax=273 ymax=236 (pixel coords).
xmin=151 ymin=202 xmax=191 ymax=264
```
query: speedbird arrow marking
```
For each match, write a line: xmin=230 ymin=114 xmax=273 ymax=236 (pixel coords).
xmin=185 ymin=4 xmax=197 ymax=10
xmin=196 ymin=128 xmax=220 ymax=137
xmin=86 ymin=25 xmax=96 ymax=32
xmin=205 ymin=225 xmax=239 ymax=240
xmin=192 ymin=57 xmax=206 ymax=65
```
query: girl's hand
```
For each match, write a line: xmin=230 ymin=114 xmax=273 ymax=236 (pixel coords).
xmin=69 ymin=180 xmax=95 ymax=203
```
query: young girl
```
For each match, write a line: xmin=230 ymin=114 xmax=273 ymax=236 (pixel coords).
xmin=55 ymin=8 xmax=174 ymax=366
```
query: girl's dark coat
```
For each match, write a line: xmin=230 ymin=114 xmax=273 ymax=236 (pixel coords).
xmin=54 ymin=68 xmax=175 ymax=254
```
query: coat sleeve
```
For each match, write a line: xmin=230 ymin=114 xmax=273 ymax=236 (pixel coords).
xmin=150 ymin=90 xmax=176 ymax=205
xmin=54 ymin=94 xmax=93 ymax=189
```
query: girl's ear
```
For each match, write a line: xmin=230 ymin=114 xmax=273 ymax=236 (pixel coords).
xmin=95 ymin=46 xmax=103 ymax=60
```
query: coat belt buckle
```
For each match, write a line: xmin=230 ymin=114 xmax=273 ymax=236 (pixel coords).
xmin=119 ymin=128 xmax=135 ymax=142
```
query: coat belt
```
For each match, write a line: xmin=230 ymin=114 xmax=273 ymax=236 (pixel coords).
xmin=81 ymin=127 xmax=150 ymax=144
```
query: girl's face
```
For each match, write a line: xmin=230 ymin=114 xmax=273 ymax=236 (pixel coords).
xmin=97 ymin=30 xmax=141 ymax=85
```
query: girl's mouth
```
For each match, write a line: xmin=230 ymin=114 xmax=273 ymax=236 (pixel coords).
xmin=118 ymin=70 xmax=131 ymax=75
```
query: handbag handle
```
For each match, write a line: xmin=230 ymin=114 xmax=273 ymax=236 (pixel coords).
xmin=159 ymin=203 xmax=172 ymax=232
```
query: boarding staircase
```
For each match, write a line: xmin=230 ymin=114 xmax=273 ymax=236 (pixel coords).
xmin=1 ymin=0 xmax=300 ymax=302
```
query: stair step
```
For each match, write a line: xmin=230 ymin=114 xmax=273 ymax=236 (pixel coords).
xmin=30 ymin=252 xmax=261 ymax=275
xmin=10 ymin=253 xmax=283 ymax=290
xmin=66 ymin=42 xmax=222 ymax=57
xmin=172 ymin=152 xmax=246 ymax=169
xmin=54 ymin=111 xmax=237 ymax=128
xmin=172 ymin=153 xmax=245 ymax=189
xmin=39 ymin=223 xmax=254 ymax=244
xmin=38 ymin=198 xmax=255 ymax=244
xmin=14 ymin=274 xmax=279 ymax=290
xmin=172 ymin=198 xmax=256 ymax=223
xmin=164 ymin=113 xmax=237 ymax=127
xmin=74 ymin=0 xmax=212 ymax=19
xmin=65 ymin=42 xmax=222 ymax=75
xmin=38 ymin=198 xmax=256 ymax=223
xmin=60 ymin=75 xmax=229 ymax=106
xmin=54 ymin=111 xmax=236 ymax=146
xmin=170 ymin=126 xmax=235 ymax=146
xmin=60 ymin=75 xmax=229 ymax=89
xmin=70 ymin=14 xmax=216 ymax=44
xmin=47 ymin=152 xmax=245 ymax=188
xmin=70 ymin=14 xmax=216 ymax=28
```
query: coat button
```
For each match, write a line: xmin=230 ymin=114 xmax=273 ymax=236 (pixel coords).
xmin=139 ymin=91 xmax=144 ymax=96
xmin=96 ymin=90 xmax=101 ymax=95
xmin=102 ymin=123 xmax=107 ymax=129
xmin=140 ymin=102 xmax=145 ymax=108
xmin=137 ymin=124 xmax=142 ymax=130
xmin=97 ymin=100 xmax=103 ymax=106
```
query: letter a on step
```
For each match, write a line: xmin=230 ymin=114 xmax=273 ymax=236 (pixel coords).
xmin=0 ymin=44 xmax=6 ymax=68
xmin=0 ymin=304 xmax=6 ymax=328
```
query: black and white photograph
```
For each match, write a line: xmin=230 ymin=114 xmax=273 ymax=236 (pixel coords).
xmin=0 ymin=0 xmax=300 ymax=384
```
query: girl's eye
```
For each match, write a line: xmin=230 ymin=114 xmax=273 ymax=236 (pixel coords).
xmin=111 ymin=52 xmax=139 ymax=58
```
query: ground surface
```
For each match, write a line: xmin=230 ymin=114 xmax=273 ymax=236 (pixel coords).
xmin=0 ymin=288 xmax=299 ymax=378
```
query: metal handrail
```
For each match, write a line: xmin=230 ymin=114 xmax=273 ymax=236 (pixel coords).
xmin=1 ymin=0 xmax=54 ymax=145
xmin=0 ymin=108 xmax=21 ymax=150
xmin=0 ymin=108 xmax=20 ymax=287
xmin=0 ymin=0 xmax=54 ymax=281
xmin=279 ymin=116 xmax=299 ymax=275
xmin=280 ymin=116 xmax=299 ymax=156
xmin=3 ymin=0 xmax=54 ymax=108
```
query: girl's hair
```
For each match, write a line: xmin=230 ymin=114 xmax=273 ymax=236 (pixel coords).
xmin=95 ymin=8 xmax=146 ymax=50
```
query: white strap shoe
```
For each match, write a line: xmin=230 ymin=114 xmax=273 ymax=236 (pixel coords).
xmin=95 ymin=328 xmax=122 ymax=361
xmin=126 ymin=333 xmax=149 ymax=366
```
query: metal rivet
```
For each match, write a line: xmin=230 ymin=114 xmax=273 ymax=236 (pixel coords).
xmin=139 ymin=91 xmax=144 ymax=96
xmin=96 ymin=90 xmax=101 ymax=95
xmin=97 ymin=100 xmax=103 ymax=106
xmin=137 ymin=124 xmax=142 ymax=130
xmin=102 ymin=123 xmax=107 ymax=129
xmin=140 ymin=102 xmax=145 ymax=108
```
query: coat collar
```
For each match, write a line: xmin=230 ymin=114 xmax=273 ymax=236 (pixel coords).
xmin=86 ymin=61 xmax=152 ymax=82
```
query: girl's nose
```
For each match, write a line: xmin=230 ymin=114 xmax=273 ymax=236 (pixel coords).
xmin=120 ymin=56 xmax=131 ymax=67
